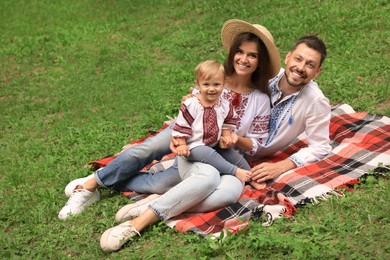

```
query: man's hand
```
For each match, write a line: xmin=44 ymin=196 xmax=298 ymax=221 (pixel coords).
xmin=250 ymin=159 xmax=296 ymax=183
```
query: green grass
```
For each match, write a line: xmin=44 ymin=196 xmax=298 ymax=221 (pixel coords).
xmin=1 ymin=0 xmax=389 ymax=258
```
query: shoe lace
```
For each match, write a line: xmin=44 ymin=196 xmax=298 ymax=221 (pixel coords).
xmin=114 ymin=222 xmax=141 ymax=239
xmin=66 ymin=189 xmax=89 ymax=205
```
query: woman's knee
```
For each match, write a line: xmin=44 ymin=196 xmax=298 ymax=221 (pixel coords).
xmin=218 ymin=175 xmax=244 ymax=203
xmin=191 ymin=162 xmax=220 ymax=189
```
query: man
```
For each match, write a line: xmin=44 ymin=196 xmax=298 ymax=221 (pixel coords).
xmin=250 ymin=34 xmax=331 ymax=184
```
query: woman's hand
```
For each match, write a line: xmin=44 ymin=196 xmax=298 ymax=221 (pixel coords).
xmin=170 ymin=137 xmax=179 ymax=154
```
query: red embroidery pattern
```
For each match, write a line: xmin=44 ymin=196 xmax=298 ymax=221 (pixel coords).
xmin=231 ymin=93 xmax=241 ymax=108
xmin=180 ymin=103 xmax=194 ymax=126
xmin=203 ymin=107 xmax=219 ymax=145
xmin=224 ymin=105 xmax=238 ymax=126
xmin=221 ymin=90 xmax=247 ymax=130
xmin=251 ymin=115 xmax=270 ymax=134
xmin=172 ymin=123 xmax=192 ymax=136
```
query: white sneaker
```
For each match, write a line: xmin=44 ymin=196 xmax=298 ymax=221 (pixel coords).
xmin=58 ymin=186 xmax=100 ymax=220
xmin=64 ymin=173 xmax=95 ymax=197
xmin=100 ymin=221 xmax=141 ymax=252
xmin=115 ymin=194 xmax=161 ymax=223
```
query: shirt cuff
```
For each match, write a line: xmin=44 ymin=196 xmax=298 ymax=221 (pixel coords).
xmin=289 ymin=155 xmax=304 ymax=167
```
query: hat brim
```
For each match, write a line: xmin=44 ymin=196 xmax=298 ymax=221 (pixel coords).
xmin=221 ymin=19 xmax=281 ymax=77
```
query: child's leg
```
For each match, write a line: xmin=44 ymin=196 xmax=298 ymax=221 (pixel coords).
xmin=187 ymin=146 xmax=237 ymax=175
xmin=214 ymin=147 xmax=250 ymax=170
xmin=188 ymin=146 xmax=250 ymax=182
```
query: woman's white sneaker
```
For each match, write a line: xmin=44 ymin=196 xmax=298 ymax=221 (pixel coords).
xmin=115 ymin=194 xmax=161 ymax=223
xmin=58 ymin=186 xmax=100 ymax=220
xmin=100 ymin=221 xmax=141 ymax=252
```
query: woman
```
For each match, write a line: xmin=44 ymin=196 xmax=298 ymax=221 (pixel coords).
xmin=99 ymin=19 xmax=281 ymax=252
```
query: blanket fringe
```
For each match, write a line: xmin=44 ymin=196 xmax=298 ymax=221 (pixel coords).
xmin=310 ymin=190 xmax=342 ymax=204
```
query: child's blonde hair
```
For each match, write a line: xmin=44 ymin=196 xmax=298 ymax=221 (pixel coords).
xmin=195 ymin=60 xmax=225 ymax=83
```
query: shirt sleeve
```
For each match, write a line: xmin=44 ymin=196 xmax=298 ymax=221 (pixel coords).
xmin=244 ymin=97 xmax=271 ymax=156
xmin=172 ymin=101 xmax=194 ymax=138
xmin=222 ymin=102 xmax=238 ymax=131
xmin=289 ymin=96 xmax=332 ymax=166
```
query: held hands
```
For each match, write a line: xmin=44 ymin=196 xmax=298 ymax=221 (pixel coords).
xmin=219 ymin=133 xmax=238 ymax=149
xmin=170 ymin=137 xmax=190 ymax=156
xmin=175 ymin=144 xmax=190 ymax=156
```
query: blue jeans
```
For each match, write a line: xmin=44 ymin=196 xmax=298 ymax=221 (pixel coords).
xmin=95 ymin=124 xmax=244 ymax=220
xmin=149 ymin=158 xmax=244 ymax=221
xmin=94 ymin=125 xmax=173 ymax=189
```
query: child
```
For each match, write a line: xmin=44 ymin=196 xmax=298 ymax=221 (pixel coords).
xmin=172 ymin=60 xmax=251 ymax=182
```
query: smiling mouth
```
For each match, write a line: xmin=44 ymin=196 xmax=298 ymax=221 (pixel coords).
xmin=237 ymin=62 xmax=249 ymax=68
xmin=292 ymin=70 xmax=306 ymax=79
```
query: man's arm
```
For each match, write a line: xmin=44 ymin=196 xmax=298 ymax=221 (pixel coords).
xmin=251 ymin=97 xmax=331 ymax=183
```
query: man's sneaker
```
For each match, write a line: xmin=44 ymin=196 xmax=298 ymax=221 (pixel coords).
xmin=58 ymin=186 xmax=100 ymax=220
xmin=100 ymin=221 xmax=141 ymax=252
xmin=115 ymin=194 xmax=161 ymax=223
xmin=64 ymin=173 xmax=95 ymax=197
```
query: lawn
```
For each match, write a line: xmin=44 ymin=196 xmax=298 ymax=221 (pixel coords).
xmin=1 ymin=0 xmax=389 ymax=259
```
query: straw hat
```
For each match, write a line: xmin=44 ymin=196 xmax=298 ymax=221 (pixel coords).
xmin=221 ymin=19 xmax=281 ymax=77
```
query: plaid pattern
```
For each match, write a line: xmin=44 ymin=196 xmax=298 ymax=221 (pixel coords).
xmin=88 ymin=104 xmax=390 ymax=237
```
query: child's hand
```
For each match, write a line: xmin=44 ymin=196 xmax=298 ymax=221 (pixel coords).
xmin=176 ymin=144 xmax=190 ymax=156
xmin=235 ymin=168 xmax=251 ymax=182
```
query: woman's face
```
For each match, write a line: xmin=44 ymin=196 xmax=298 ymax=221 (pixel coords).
xmin=233 ymin=41 xmax=259 ymax=77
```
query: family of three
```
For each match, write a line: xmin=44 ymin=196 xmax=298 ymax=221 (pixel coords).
xmin=58 ymin=19 xmax=331 ymax=252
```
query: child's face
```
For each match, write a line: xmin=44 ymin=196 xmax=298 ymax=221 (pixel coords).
xmin=197 ymin=71 xmax=225 ymax=105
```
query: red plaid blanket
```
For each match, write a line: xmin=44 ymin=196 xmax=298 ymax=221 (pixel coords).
xmin=88 ymin=104 xmax=390 ymax=237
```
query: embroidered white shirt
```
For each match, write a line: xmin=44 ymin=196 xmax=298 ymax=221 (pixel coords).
xmin=192 ymin=87 xmax=270 ymax=155
xmin=255 ymin=68 xmax=332 ymax=166
xmin=172 ymin=96 xmax=236 ymax=149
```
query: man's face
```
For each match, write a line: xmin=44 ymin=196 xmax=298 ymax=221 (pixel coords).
xmin=284 ymin=43 xmax=322 ymax=88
